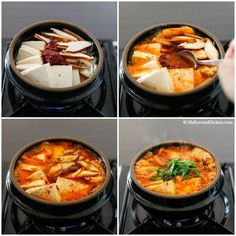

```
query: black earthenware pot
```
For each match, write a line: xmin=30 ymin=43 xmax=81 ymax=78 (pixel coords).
xmin=121 ymin=22 xmax=225 ymax=113
xmin=6 ymin=137 xmax=113 ymax=226
xmin=6 ymin=20 xmax=104 ymax=107
xmin=128 ymin=141 xmax=224 ymax=220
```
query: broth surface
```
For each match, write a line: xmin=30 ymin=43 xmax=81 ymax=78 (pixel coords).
xmin=14 ymin=141 xmax=105 ymax=202
xmin=134 ymin=145 xmax=217 ymax=195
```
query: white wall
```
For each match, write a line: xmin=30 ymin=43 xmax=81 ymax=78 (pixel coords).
xmin=2 ymin=119 xmax=117 ymax=162
xmin=2 ymin=2 xmax=117 ymax=40
xmin=120 ymin=2 xmax=234 ymax=49
xmin=120 ymin=119 xmax=234 ymax=165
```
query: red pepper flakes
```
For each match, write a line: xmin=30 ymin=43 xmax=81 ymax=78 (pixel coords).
xmin=41 ymin=39 xmax=67 ymax=66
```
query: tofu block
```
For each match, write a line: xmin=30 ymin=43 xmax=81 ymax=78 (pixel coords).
xmin=26 ymin=183 xmax=61 ymax=202
xmin=169 ymin=68 xmax=194 ymax=92
xmin=80 ymin=66 xmax=93 ymax=78
xmin=204 ymin=39 xmax=219 ymax=60
xmin=16 ymin=55 xmax=43 ymax=65
xmin=16 ymin=63 xmax=42 ymax=72
xmin=22 ymin=41 xmax=46 ymax=50
xmin=132 ymin=51 xmax=157 ymax=61
xmin=141 ymin=60 xmax=161 ymax=70
xmin=21 ymin=179 xmax=46 ymax=189
xmin=56 ymin=177 xmax=89 ymax=200
xmin=72 ymin=69 xmax=81 ymax=85
xmin=137 ymin=68 xmax=174 ymax=92
xmin=146 ymin=180 xmax=175 ymax=195
xmin=50 ymin=65 xmax=73 ymax=88
xmin=16 ymin=45 xmax=41 ymax=61
xmin=191 ymin=50 xmax=208 ymax=60
xmin=21 ymin=63 xmax=53 ymax=87
xmin=26 ymin=170 xmax=47 ymax=181
xmin=18 ymin=163 xmax=42 ymax=172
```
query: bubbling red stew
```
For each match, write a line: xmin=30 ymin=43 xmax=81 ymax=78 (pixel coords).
xmin=134 ymin=144 xmax=217 ymax=195
xmin=14 ymin=141 xmax=105 ymax=202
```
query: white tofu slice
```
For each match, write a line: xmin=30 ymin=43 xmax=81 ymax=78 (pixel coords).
xmin=22 ymin=41 xmax=46 ymax=50
xmin=26 ymin=183 xmax=61 ymax=202
xmin=141 ymin=60 xmax=161 ymax=70
xmin=72 ymin=69 xmax=81 ymax=85
xmin=132 ymin=51 xmax=157 ymax=61
xmin=51 ymin=28 xmax=78 ymax=41
xmin=16 ymin=63 xmax=42 ymax=72
xmin=50 ymin=65 xmax=73 ymax=88
xmin=136 ymin=43 xmax=162 ymax=54
xmin=169 ymin=68 xmax=194 ymax=92
xmin=204 ymin=39 xmax=219 ymax=60
xmin=132 ymin=60 xmax=162 ymax=78
xmin=35 ymin=153 xmax=47 ymax=162
xmin=179 ymin=39 xmax=205 ymax=50
xmin=137 ymin=68 xmax=174 ymax=92
xmin=27 ymin=170 xmax=47 ymax=181
xmin=56 ymin=177 xmax=89 ymax=200
xmin=64 ymin=41 xmax=92 ymax=52
xmin=21 ymin=179 xmax=46 ymax=189
xmin=191 ymin=49 xmax=208 ymax=60
xmin=146 ymin=180 xmax=175 ymax=195
xmin=80 ymin=66 xmax=93 ymax=78
xmin=18 ymin=163 xmax=42 ymax=172
xmin=21 ymin=63 xmax=53 ymax=87
xmin=16 ymin=45 xmax=41 ymax=61
xmin=16 ymin=55 xmax=43 ymax=65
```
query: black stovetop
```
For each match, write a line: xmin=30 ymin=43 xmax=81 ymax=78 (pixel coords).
xmin=119 ymin=163 xmax=234 ymax=234
xmin=2 ymin=39 xmax=117 ymax=117
xmin=119 ymin=40 xmax=234 ymax=117
xmin=2 ymin=160 xmax=117 ymax=234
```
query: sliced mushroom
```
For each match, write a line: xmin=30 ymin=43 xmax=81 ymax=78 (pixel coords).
xmin=63 ymin=28 xmax=84 ymax=41
xmin=34 ymin=34 xmax=50 ymax=43
xmin=58 ymin=41 xmax=92 ymax=52
xmin=60 ymin=52 xmax=94 ymax=60
xmin=70 ymin=170 xmax=99 ymax=178
xmin=42 ymin=32 xmax=71 ymax=41
xmin=51 ymin=28 xmax=78 ymax=41
xmin=47 ymin=162 xmax=75 ymax=177
xmin=54 ymin=154 xmax=79 ymax=162
xmin=77 ymin=160 xmax=100 ymax=172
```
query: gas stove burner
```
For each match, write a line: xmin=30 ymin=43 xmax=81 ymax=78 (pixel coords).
xmin=119 ymin=163 xmax=234 ymax=234
xmin=130 ymin=198 xmax=217 ymax=229
xmin=2 ymin=160 xmax=117 ymax=234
